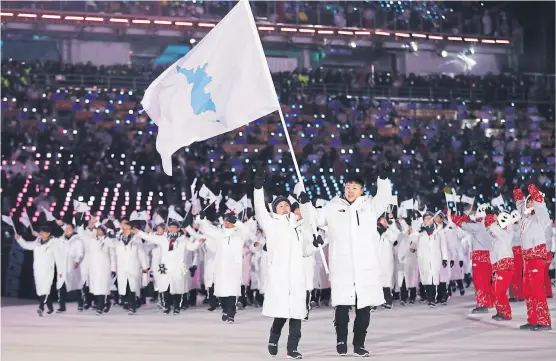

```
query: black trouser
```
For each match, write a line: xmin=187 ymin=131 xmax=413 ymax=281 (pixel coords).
xmin=456 ymin=279 xmax=464 ymax=290
xmin=334 ymin=303 xmax=371 ymax=348
xmin=311 ymin=289 xmax=320 ymax=304
xmin=425 ymin=284 xmax=436 ymax=303
xmin=238 ymin=285 xmax=247 ymax=307
xmin=208 ymin=285 xmax=218 ymax=309
xmin=95 ymin=295 xmax=106 ymax=311
xmin=222 ymin=296 xmax=237 ymax=319
xmin=188 ymin=289 xmax=197 ymax=306
xmin=400 ymin=279 xmax=417 ymax=302
xmin=270 ymin=318 xmax=302 ymax=353
xmin=321 ymin=288 xmax=331 ymax=304
xmin=254 ymin=289 xmax=264 ymax=305
xmin=125 ymin=282 xmax=137 ymax=311
xmin=382 ymin=287 xmax=392 ymax=305
xmin=58 ymin=283 xmax=83 ymax=310
xmin=38 ymin=294 xmax=53 ymax=311
xmin=419 ymin=283 xmax=426 ymax=300
xmin=437 ymin=282 xmax=447 ymax=302
xmin=162 ymin=288 xmax=182 ymax=311
xmin=246 ymin=285 xmax=254 ymax=305
xmin=82 ymin=285 xmax=93 ymax=307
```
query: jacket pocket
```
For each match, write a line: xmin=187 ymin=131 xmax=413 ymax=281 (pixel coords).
xmin=356 ymin=211 xmax=360 ymax=226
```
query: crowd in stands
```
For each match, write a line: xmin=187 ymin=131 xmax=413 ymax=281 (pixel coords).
xmin=4 ymin=1 xmax=517 ymax=36
xmin=2 ymin=61 xmax=554 ymax=237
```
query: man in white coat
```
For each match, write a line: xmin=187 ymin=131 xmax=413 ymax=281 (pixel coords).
xmin=254 ymin=167 xmax=315 ymax=360
xmin=300 ymin=170 xmax=392 ymax=357
xmin=15 ymin=226 xmax=56 ymax=316
xmin=54 ymin=222 xmax=85 ymax=313
xmin=134 ymin=220 xmax=192 ymax=314
xmin=78 ymin=223 xmax=117 ymax=315
xmin=434 ymin=212 xmax=452 ymax=305
xmin=114 ymin=220 xmax=149 ymax=315
xmin=196 ymin=211 xmax=250 ymax=323
xmin=415 ymin=211 xmax=449 ymax=307
xmin=292 ymin=202 xmax=316 ymax=320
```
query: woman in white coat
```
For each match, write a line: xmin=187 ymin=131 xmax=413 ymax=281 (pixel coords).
xmin=397 ymin=216 xmax=421 ymax=304
xmin=114 ymin=220 xmax=149 ymax=315
xmin=53 ymin=222 xmax=85 ymax=313
xmin=434 ymin=213 xmax=452 ymax=304
xmin=78 ymin=224 xmax=116 ymax=315
xmin=415 ymin=211 xmax=449 ymax=307
xmin=134 ymin=220 xmax=192 ymax=314
xmin=254 ymin=167 xmax=314 ymax=360
xmin=196 ymin=211 xmax=249 ymax=323
xmin=249 ymin=229 xmax=266 ymax=307
xmin=15 ymin=226 xmax=56 ymax=316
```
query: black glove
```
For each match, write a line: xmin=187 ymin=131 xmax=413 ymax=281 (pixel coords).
xmin=450 ymin=260 xmax=455 ymax=268
xmin=442 ymin=260 xmax=448 ymax=268
xmin=485 ymin=207 xmax=495 ymax=215
xmin=142 ymin=268 xmax=150 ymax=274
xmin=111 ymin=271 xmax=116 ymax=279
xmin=459 ymin=260 xmax=464 ymax=268
xmin=312 ymin=234 xmax=324 ymax=248
xmin=199 ymin=210 xmax=206 ymax=220
xmin=418 ymin=226 xmax=426 ymax=233
xmin=189 ymin=266 xmax=197 ymax=277
xmin=393 ymin=240 xmax=398 ymax=247
xmin=298 ymin=191 xmax=310 ymax=205
xmin=182 ymin=212 xmax=193 ymax=228
xmin=253 ymin=166 xmax=266 ymax=189
xmin=456 ymin=202 xmax=464 ymax=216
xmin=378 ymin=162 xmax=391 ymax=179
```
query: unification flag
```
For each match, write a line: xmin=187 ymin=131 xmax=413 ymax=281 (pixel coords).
xmin=141 ymin=0 xmax=280 ymax=175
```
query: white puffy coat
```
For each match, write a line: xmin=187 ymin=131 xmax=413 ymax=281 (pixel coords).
xmin=415 ymin=226 xmax=449 ymax=286
xmin=80 ymin=230 xmax=116 ymax=296
xmin=255 ymin=188 xmax=312 ymax=320
xmin=436 ymin=224 xmax=453 ymax=283
xmin=114 ymin=235 xmax=148 ymax=295
xmin=396 ymin=220 xmax=420 ymax=289
xmin=378 ymin=225 xmax=400 ymax=288
xmin=15 ymin=236 xmax=56 ymax=296
xmin=302 ymin=177 xmax=391 ymax=308
xmin=137 ymin=231 xmax=193 ymax=295
xmin=249 ymin=234 xmax=265 ymax=290
xmin=54 ymin=234 xmax=85 ymax=291
xmin=445 ymin=220 xmax=466 ymax=280
xmin=198 ymin=219 xmax=249 ymax=297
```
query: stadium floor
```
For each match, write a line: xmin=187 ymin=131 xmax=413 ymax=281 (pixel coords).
xmin=2 ymin=293 xmax=555 ymax=361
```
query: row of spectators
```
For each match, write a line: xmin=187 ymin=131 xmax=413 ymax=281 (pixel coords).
xmin=3 ymin=1 xmax=516 ymax=36
xmin=2 ymin=62 xmax=554 ymax=230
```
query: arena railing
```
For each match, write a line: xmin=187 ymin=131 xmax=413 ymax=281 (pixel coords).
xmin=29 ymin=73 xmax=555 ymax=104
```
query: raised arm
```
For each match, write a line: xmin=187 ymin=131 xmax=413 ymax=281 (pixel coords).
xmin=198 ymin=219 xmax=224 ymax=240
xmin=371 ymin=176 xmax=393 ymax=218
xmin=253 ymin=187 xmax=273 ymax=232
xmin=136 ymin=230 xmax=164 ymax=246
xmin=15 ymin=234 xmax=38 ymax=251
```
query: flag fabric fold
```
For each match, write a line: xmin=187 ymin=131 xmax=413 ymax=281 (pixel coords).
xmin=141 ymin=0 xmax=280 ymax=175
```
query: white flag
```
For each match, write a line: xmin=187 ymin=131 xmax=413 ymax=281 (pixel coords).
xmin=444 ymin=193 xmax=456 ymax=203
xmin=492 ymin=195 xmax=505 ymax=208
xmin=130 ymin=210 xmax=149 ymax=222
xmin=214 ymin=191 xmax=223 ymax=212
xmin=288 ymin=195 xmax=298 ymax=205
xmin=168 ymin=205 xmax=184 ymax=222
xmin=199 ymin=184 xmax=216 ymax=201
xmin=293 ymin=182 xmax=305 ymax=197
xmin=226 ymin=198 xmax=241 ymax=213
xmin=461 ymin=195 xmax=475 ymax=206
xmin=184 ymin=200 xmax=192 ymax=214
xmin=390 ymin=195 xmax=398 ymax=207
xmin=400 ymin=198 xmax=414 ymax=217
xmin=141 ymin=0 xmax=280 ymax=176
xmin=190 ymin=178 xmax=198 ymax=198
xmin=152 ymin=213 xmax=165 ymax=226
xmin=2 ymin=215 xmax=15 ymax=229
xmin=21 ymin=212 xmax=31 ymax=229
xmin=41 ymin=207 xmax=56 ymax=222
xmin=73 ymin=200 xmax=89 ymax=213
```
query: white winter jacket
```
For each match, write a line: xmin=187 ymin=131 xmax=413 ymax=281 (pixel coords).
xmin=54 ymin=233 xmax=85 ymax=291
xmin=79 ymin=228 xmax=116 ymax=296
xmin=255 ymin=188 xmax=311 ymax=320
xmin=415 ymin=226 xmax=449 ymax=285
xmin=302 ymin=177 xmax=392 ymax=308
xmin=16 ymin=237 xmax=56 ymax=296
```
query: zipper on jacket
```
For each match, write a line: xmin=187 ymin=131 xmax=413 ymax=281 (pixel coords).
xmin=356 ymin=210 xmax=360 ymax=226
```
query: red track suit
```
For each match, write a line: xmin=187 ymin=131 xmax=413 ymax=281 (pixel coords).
xmin=452 ymin=214 xmax=493 ymax=308
xmin=485 ymin=216 xmax=514 ymax=320
xmin=509 ymin=223 xmax=524 ymax=299
xmin=514 ymin=186 xmax=552 ymax=327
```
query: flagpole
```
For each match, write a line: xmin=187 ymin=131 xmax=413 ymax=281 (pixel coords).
xmin=243 ymin=0 xmax=328 ymax=274
xmin=277 ymin=107 xmax=328 ymax=274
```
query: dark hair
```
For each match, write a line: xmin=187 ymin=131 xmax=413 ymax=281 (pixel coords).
xmin=345 ymin=176 xmax=365 ymax=187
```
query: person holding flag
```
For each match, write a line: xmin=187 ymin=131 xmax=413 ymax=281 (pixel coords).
xmin=254 ymin=166 xmax=316 ymax=360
